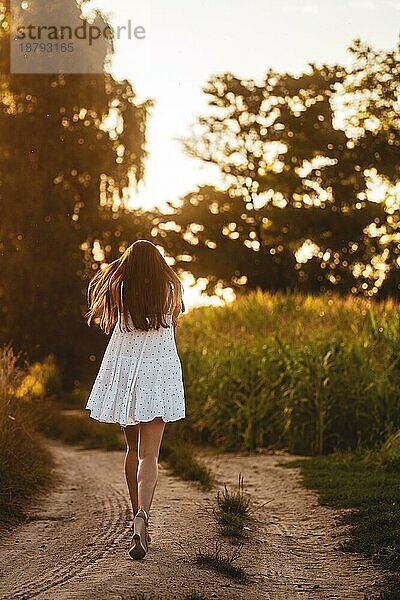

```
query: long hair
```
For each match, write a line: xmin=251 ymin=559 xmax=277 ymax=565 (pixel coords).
xmin=86 ymin=240 xmax=185 ymax=334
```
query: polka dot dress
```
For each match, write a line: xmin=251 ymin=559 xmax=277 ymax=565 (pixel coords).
xmin=85 ymin=311 xmax=186 ymax=427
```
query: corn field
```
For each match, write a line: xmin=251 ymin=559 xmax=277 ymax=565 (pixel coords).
xmin=176 ymin=291 xmax=400 ymax=454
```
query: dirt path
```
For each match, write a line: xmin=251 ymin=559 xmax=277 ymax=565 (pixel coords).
xmin=0 ymin=441 xmax=384 ymax=600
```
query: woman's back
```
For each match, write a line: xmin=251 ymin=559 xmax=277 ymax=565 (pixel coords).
xmin=86 ymin=270 xmax=185 ymax=428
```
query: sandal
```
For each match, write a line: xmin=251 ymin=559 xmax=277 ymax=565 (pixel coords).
xmin=129 ymin=507 xmax=149 ymax=559
xmin=131 ymin=516 xmax=151 ymax=544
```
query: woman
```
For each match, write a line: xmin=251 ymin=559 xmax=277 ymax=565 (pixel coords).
xmin=85 ymin=239 xmax=186 ymax=559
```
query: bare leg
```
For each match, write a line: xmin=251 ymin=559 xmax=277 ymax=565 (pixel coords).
xmin=137 ymin=417 xmax=166 ymax=518
xmin=122 ymin=425 xmax=139 ymax=514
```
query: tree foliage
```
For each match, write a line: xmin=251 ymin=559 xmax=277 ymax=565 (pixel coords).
xmin=155 ymin=40 xmax=400 ymax=298
xmin=0 ymin=0 xmax=152 ymax=384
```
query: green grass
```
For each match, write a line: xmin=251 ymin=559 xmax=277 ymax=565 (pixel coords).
xmin=194 ymin=540 xmax=247 ymax=582
xmin=285 ymin=450 xmax=400 ymax=599
xmin=176 ymin=290 xmax=400 ymax=454
xmin=0 ymin=345 xmax=54 ymax=521
xmin=33 ymin=401 xmax=125 ymax=451
xmin=212 ymin=473 xmax=251 ymax=539
xmin=159 ymin=428 xmax=214 ymax=491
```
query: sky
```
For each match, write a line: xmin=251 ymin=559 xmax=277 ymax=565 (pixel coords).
xmin=86 ymin=0 xmax=400 ymax=306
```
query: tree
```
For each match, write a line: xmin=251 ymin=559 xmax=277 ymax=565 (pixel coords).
xmin=0 ymin=0 xmax=152 ymax=385
xmin=343 ymin=39 xmax=400 ymax=297
xmin=156 ymin=42 xmax=399 ymax=298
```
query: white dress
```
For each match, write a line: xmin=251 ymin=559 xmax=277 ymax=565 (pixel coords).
xmin=85 ymin=308 xmax=186 ymax=428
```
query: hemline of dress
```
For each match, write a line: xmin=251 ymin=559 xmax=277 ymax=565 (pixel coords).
xmin=86 ymin=408 xmax=186 ymax=428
